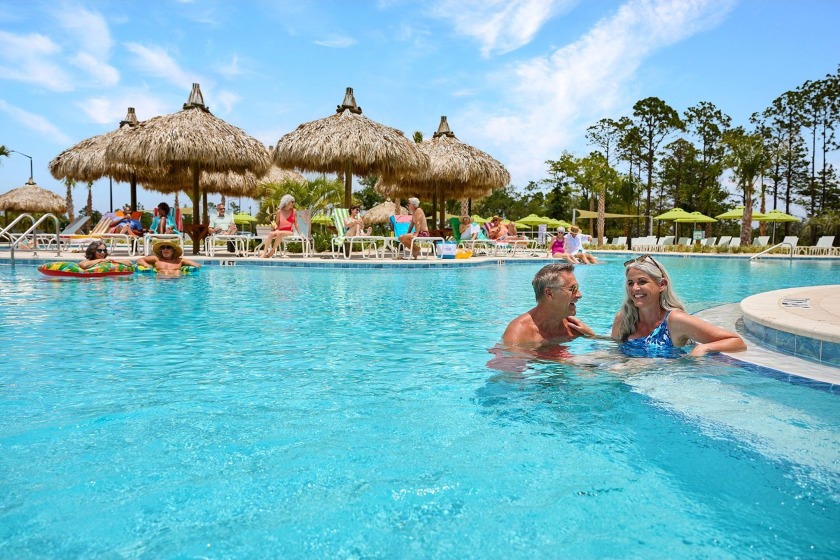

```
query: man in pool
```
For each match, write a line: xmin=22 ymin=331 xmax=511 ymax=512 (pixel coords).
xmin=502 ymin=263 xmax=595 ymax=347
xmin=136 ymin=241 xmax=200 ymax=275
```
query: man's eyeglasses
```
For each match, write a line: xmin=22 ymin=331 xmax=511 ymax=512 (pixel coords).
xmin=548 ymin=284 xmax=580 ymax=295
xmin=624 ymin=254 xmax=664 ymax=275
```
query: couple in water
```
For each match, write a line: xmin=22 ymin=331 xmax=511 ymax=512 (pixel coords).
xmin=502 ymin=258 xmax=746 ymax=359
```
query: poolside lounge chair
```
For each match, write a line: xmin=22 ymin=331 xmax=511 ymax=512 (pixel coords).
xmin=716 ymin=236 xmax=732 ymax=247
xmin=331 ymin=208 xmax=387 ymax=259
xmin=780 ymin=236 xmax=799 ymax=252
xmin=388 ymin=215 xmax=445 ymax=259
xmin=801 ymin=235 xmax=836 ymax=255
xmin=701 ymin=237 xmax=716 ymax=247
xmin=649 ymin=236 xmax=673 ymax=252
xmin=449 ymin=217 xmax=495 ymax=256
xmin=37 ymin=216 xmax=90 ymax=249
xmin=752 ymin=236 xmax=770 ymax=247
xmin=280 ymin=209 xmax=313 ymax=257
xmin=729 ymin=238 xmax=741 ymax=248
xmin=61 ymin=217 xmax=114 ymax=252
xmin=677 ymin=237 xmax=692 ymax=247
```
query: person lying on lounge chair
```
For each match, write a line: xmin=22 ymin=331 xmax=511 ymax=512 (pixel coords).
xmin=487 ymin=216 xmax=526 ymax=241
xmin=109 ymin=207 xmax=144 ymax=237
xmin=136 ymin=241 xmax=200 ymax=275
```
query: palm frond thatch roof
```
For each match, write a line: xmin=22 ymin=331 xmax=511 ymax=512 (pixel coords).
xmin=0 ymin=180 xmax=66 ymax=213
xmin=362 ymin=200 xmax=409 ymax=224
xmin=139 ymin=166 xmax=306 ymax=198
xmin=49 ymin=108 xmax=149 ymax=183
xmin=376 ymin=116 xmax=509 ymax=201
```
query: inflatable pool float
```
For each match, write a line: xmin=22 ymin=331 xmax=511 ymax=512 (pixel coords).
xmin=38 ymin=261 xmax=135 ymax=278
xmin=135 ymin=264 xmax=199 ymax=274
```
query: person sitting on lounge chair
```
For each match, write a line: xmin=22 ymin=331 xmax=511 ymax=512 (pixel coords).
xmin=459 ymin=215 xmax=480 ymax=240
xmin=564 ymin=225 xmax=597 ymax=264
xmin=488 ymin=216 xmax=526 ymax=241
xmin=209 ymin=203 xmax=237 ymax=236
xmin=149 ymin=202 xmax=178 ymax=234
xmin=136 ymin=241 xmax=200 ymax=275
xmin=398 ymin=197 xmax=430 ymax=259
xmin=344 ymin=205 xmax=371 ymax=236
xmin=260 ymin=194 xmax=301 ymax=258
xmin=78 ymin=241 xmax=133 ymax=269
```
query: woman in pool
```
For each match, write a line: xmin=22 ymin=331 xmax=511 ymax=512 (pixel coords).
xmin=260 ymin=194 xmax=302 ymax=258
xmin=78 ymin=241 xmax=133 ymax=269
xmin=611 ymin=254 xmax=746 ymax=357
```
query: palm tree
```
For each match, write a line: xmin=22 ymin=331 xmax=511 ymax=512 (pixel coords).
xmin=0 ymin=145 xmax=10 ymax=162
xmin=257 ymin=177 xmax=342 ymax=223
xmin=64 ymin=177 xmax=76 ymax=222
xmin=722 ymin=127 xmax=768 ymax=245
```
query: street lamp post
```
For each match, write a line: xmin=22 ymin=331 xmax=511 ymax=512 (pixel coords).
xmin=9 ymin=150 xmax=34 ymax=181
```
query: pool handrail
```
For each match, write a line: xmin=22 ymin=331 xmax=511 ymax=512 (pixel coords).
xmin=0 ymin=213 xmax=37 ymax=245
xmin=9 ymin=213 xmax=61 ymax=265
xmin=750 ymin=241 xmax=794 ymax=261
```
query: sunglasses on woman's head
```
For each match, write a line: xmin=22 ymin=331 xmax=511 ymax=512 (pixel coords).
xmin=624 ymin=254 xmax=664 ymax=275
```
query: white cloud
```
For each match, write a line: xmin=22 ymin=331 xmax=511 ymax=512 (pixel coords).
xmin=459 ymin=0 xmax=735 ymax=186
xmin=218 ymin=55 xmax=242 ymax=78
xmin=314 ymin=35 xmax=357 ymax=48
xmin=212 ymin=91 xmax=242 ymax=115
xmin=431 ymin=0 xmax=574 ymax=56
xmin=0 ymin=99 xmax=71 ymax=144
xmin=53 ymin=4 xmax=120 ymax=87
xmin=75 ymin=90 xmax=170 ymax=126
xmin=124 ymin=42 xmax=204 ymax=88
xmin=0 ymin=31 xmax=74 ymax=91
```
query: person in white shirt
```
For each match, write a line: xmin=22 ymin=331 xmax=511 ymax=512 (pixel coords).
xmin=209 ymin=203 xmax=237 ymax=235
xmin=564 ymin=225 xmax=597 ymax=264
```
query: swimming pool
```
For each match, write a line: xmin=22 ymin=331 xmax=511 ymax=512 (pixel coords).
xmin=1 ymin=257 xmax=838 ymax=558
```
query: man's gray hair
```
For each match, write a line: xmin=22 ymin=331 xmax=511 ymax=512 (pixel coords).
xmin=532 ymin=263 xmax=575 ymax=302
xmin=408 ymin=197 xmax=420 ymax=208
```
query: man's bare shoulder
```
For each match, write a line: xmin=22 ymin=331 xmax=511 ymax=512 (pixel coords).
xmin=502 ymin=311 xmax=540 ymax=344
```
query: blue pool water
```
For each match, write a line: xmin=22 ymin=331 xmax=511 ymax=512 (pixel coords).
xmin=0 ymin=257 xmax=838 ymax=558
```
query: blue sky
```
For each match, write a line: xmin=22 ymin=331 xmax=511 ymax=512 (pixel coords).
xmin=1 ymin=0 xmax=838 ymax=216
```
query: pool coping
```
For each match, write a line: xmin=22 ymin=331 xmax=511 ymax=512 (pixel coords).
xmin=696 ymin=303 xmax=840 ymax=390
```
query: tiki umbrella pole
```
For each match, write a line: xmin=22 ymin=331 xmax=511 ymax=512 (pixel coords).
xmin=192 ymin=162 xmax=200 ymax=255
xmin=344 ymin=165 xmax=353 ymax=208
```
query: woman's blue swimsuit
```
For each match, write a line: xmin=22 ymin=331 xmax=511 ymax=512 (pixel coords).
xmin=620 ymin=311 xmax=686 ymax=358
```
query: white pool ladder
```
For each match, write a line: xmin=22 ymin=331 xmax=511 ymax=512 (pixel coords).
xmin=750 ymin=241 xmax=795 ymax=261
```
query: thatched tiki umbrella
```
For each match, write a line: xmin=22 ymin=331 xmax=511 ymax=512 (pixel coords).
xmin=272 ymin=87 xmax=427 ymax=208
xmin=362 ymin=200 xmax=408 ymax=225
xmin=49 ymin=107 xmax=150 ymax=211
xmin=0 ymin=179 xmax=67 ymax=214
xmin=376 ymin=116 xmax=510 ymax=229
xmin=105 ymin=84 xmax=270 ymax=254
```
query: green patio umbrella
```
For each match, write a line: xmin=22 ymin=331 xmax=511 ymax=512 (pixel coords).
xmin=312 ymin=213 xmax=333 ymax=225
xmin=233 ymin=213 xmax=257 ymax=225
xmin=714 ymin=205 xmax=766 ymax=220
xmin=470 ymin=215 xmax=489 ymax=224
xmin=675 ymin=211 xmax=717 ymax=243
xmin=516 ymin=214 xmax=550 ymax=226
xmin=754 ymin=209 xmax=800 ymax=244
xmin=654 ymin=208 xmax=693 ymax=240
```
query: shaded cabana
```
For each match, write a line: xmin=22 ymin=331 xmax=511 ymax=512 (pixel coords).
xmin=272 ymin=87 xmax=427 ymax=208
xmin=376 ymin=116 xmax=510 ymax=229
xmin=105 ymin=84 xmax=270 ymax=254
xmin=0 ymin=179 xmax=66 ymax=214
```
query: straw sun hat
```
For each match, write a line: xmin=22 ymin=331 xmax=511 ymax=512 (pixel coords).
xmin=152 ymin=240 xmax=183 ymax=259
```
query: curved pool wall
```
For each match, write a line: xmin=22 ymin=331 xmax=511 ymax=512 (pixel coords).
xmin=1 ymin=256 xmax=838 ymax=558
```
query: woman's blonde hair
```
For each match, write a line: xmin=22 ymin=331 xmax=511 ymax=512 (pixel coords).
xmin=616 ymin=257 xmax=685 ymax=341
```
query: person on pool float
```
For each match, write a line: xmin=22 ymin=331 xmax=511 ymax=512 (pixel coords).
xmin=611 ymin=254 xmax=746 ymax=358
xmin=136 ymin=241 xmax=200 ymax=275
xmin=260 ymin=194 xmax=301 ymax=258
xmin=78 ymin=241 xmax=134 ymax=269
xmin=397 ymin=197 xmax=430 ymax=259
xmin=502 ymin=263 xmax=595 ymax=348
xmin=564 ymin=225 xmax=597 ymax=264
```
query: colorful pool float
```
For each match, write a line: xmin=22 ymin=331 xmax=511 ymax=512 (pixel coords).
xmin=135 ymin=264 xmax=199 ymax=274
xmin=37 ymin=261 xmax=135 ymax=278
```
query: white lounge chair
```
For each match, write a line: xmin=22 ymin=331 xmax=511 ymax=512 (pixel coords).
xmin=752 ymin=236 xmax=770 ymax=247
xmin=701 ymin=237 xmax=716 ymax=247
xmin=802 ymin=235 xmax=834 ymax=255
xmin=677 ymin=237 xmax=692 ymax=246
xmin=716 ymin=236 xmax=732 ymax=247
xmin=729 ymin=238 xmax=741 ymax=248
xmin=38 ymin=216 xmax=90 ymax=249
xmin=331 ymin=208 xmax=388 ymax=259
xmin=780 ymin=236 xmax=799 ymax=252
